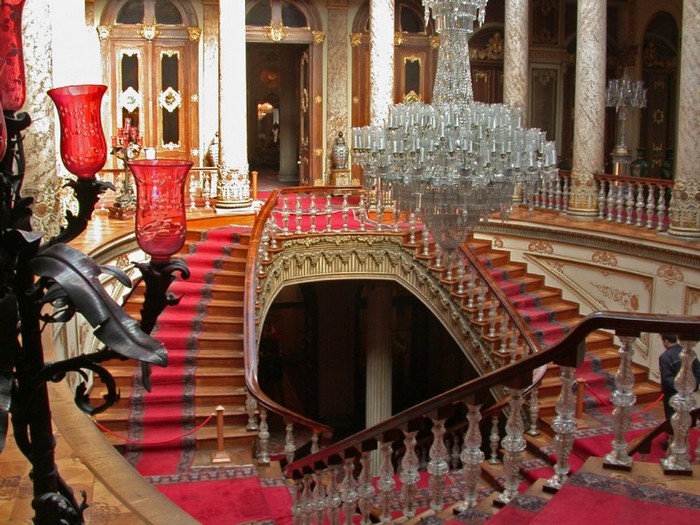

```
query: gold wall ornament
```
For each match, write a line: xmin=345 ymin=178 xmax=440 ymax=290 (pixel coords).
xmin=394 ymin=31 xmax=405 ymax=46
xmin=314 ymin=95 xmax=323 ymax=104
xmin=187 ymin=26 xmax=202 ymax=42
xmin=138 ymin=24 xmax=160 ymax=41
xmin=312 ymin=31 xmax=326 ymax=45
xmin=191 ymin=94 xmax=199 ymax=103
xmin=429 ymin=36 xmax=440 ymax=49
xmin=403 ymin=90 xmax=421 ymax=103
xmin=471 ymin=32 xmax=504 ymax=61
xmin=96 ymin=25 xmax=112 ymax=41
xmin=350 ymin=32 xmax=363 ymax=47
xmin=314 ymin=148 xmax=323 ymax=157
xmin=264 ymin=21 xmax=288 ymax=42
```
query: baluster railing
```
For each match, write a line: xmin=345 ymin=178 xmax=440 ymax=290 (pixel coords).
xmin=456 ymin=404 xmax=484 ymax=511
xmin=399 ymin=430 xmax=420 ymax=519
xmin=546 ymin=366 xmax=577 ymax=490
xmin=604 ymin=335 xmax=636 ymax=469
xmin=497 ymin=388 xmax=526 ymax=505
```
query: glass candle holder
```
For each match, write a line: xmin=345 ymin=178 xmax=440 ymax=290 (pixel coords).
xmin=47 ymin=84 xmax=108 ymax=179
xmin=0 ymin=0 xmax=27 ymax=112
xmin=127 ymin=159 xmax=193 ymax=265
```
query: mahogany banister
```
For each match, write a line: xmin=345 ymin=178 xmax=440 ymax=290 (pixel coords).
xmin=285 ymin=311 xmax=700 ymax=477
xmin=244 ymin=188 xmax=333 ymax=440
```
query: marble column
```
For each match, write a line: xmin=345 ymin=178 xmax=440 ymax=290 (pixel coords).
xmin=668 ymin=0 xmax=700 ymax=237
xmin=326 ymin=2 xmax=350 ymax=173
xmin=365 ymin=283 xmax=393 ymax=429
xmin=278 ymin=46 xmax=299 ymax=183
xmin=503 ymin=0 xmax=529 ymax=124
xmin=201 ymin=0 xmax=219 ymax=166
xmin=568 ymin=0 xmax=606 ymax=217
xmin=369 ymin=0 xmax=394 ymax=126
xmin=216 ymin=0 xmax=251 ymax=209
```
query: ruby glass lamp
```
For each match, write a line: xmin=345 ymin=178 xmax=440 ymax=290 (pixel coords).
xmin=0 ymin=0 xmax=27 ymax=113
xmin=47 ymin=84 xmax=108 ymax=179
xmin=127 ymin=159 xmax=192 ymax=265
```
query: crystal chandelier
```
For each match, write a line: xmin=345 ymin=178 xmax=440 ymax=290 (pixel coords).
xmin=352 ymin=0 xmax=558 ymax=262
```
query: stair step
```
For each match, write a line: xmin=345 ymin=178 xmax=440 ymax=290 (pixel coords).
xmin=90 ymin=384 xmax=248 ymax=411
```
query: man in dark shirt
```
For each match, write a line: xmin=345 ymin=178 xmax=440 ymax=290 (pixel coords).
xmin=658 ymin=333 xmax=700 ymax=424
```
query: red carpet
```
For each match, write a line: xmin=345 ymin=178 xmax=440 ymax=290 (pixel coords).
xmin=529 ymin=471 xmax=700 ymax=525
xmin=125 ymin=226 xmax=250 ymax=476
xmin=154 ymin=476 xmax=293 ymax=524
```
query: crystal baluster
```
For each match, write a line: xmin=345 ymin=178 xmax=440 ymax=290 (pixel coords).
xmin=455 ymin=404 xmax=484 ymax=511
xmin=616 ymin=183 xmax=625 ymax=223
xmin=285 ymin=423 xmax=296 ymax=466
xmin=357 ymin=193 xmax=366 ymax=232
xmin=661 ymin=338 xmax=699 ymax=473
xmin=450 ymin=435 xmax=461 ymax=471
xmin=562 ymin=174 xmax=569 ymax=213
xmin=326 ymin=194 xmax=333 ymax=233
xmin=281 ymin=194 xmax=290 ymax=235
xmin=245 ymin=391 xmax=258 ymax=430
xmin=422 ymin=227 xmax=431 ymax=256
xmin=309 ymin=195 xmax=317 ymax=233
xmin=509 ymin=329 xmax=519 ymax=363
xmin=295 ymin=193 xmax=303 ymax=234
xmin=257 ymin=408 xmax=270 ymax=464
xmin=645 ymin=184 xmax=656 ymax=229
xmin=357 ymin=452 xmax=374 ymax=525
xmin=466 ymin=268 xmax=477 ymax=309
xmin=625 ymin=182 xmax=635 ymax=225
xmin=476 ymin=285 xmax=486 ymax=322
xmin=408 ymin=211 xmax=416 ymax=243
xmin=326 ymin=467 xmax=342 ymax=525
xmin=399 ymin=430 xmax=419 ymax=519
xmin=428 ymin=418 xmax=449 ymax=513
xmin=488 ymin=296 xmax=498 ymax=337
xmin=635 ymin=182 xmax=645 ymax=227
xmin=545 ymin=366 xmax=577 ymax=490
xmin=291 ymin=479 xmax=303 ymax=525
xmin=341 ymin=193 xmax=350 ymax=232
xmin=499 ymin=312 xmax=509 ymax=354
xmin=604 ymin=335 xmax=636 ymax=468
xmin=301 ymin=474 xmax=313 ymax=525
xmin=312 ymin=472 xmax=326 ymax=524
xmin=456 ymin=262 xmax=465 ymax=295
xmin=497 ymin=388 xmax=526 ymax=505
xmin=203 ymin=173 xmax=212 ymax=210
xmin=339 ymin=457 xmax=359 ymax=525
xmin=377 ymin=442 xmax=396 ymax=523
xmin=488 ymin=415 xmax=500 ymax=464
xmin=597 ymin=180 xmax=606 ymax=220
xmin=189 ymin=172 xmax=198 ymax=210
xmin=527 ymin=387 xmax=541 ymax=436
xmin=606 ymin=183 xmax=615 ymax=221
xmin=311 ymin=431 xmax=319 ymax=454
xmin=656 ymin=187 xmax=667 ymax=231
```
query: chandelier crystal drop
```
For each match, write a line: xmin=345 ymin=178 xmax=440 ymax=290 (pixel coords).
xmin=352 ymin=0 xmax=558 ymax=255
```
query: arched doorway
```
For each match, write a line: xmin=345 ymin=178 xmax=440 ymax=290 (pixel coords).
xmin=641 ymin=12 xmax=678 ymax=179
xmin=245 ymin=0 xmax=324 ymax=186
xmin=98 ymin=0 xmax=200 ymax=162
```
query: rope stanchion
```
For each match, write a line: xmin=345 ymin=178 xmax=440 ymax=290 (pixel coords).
xmin=92 ymin=413 xmax=214 ymax=446
xmin=583 ymin=383 xmax=665 ymax=419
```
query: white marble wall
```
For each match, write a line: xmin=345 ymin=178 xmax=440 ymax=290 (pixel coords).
xmin=369 ymin=0 xmax=393 ymax=126
xmin=326 ymin=6 xmax=350 ymax=156
xmin=201 ymin=1 xmax=219 ymax=164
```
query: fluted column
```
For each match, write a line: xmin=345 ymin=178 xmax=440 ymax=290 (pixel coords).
xmin=568 ymin=0 xmax=606 ymax=216
xmin=503 ymin=0 xmax=529 ymax=124
xmin=369 ymin=0 xmax=394 ymax=126
xmin=366 ymin=284 xmax=392 ymax=429
xmin=668 ymin=0 xmax=700 ymax=237
xmin=217 ymin=0 xmax=251 ymax=209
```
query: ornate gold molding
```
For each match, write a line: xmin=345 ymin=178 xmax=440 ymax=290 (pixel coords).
xmin=470 ymin=33 xmax=504 ymax=61
xmin=394 ymin=31 xmax=405 ymax=47
xmin=138 ymin=24 xmax=160 ymax=41
xmin=264 ymin=21 xmax=288 ymax=43
xmin=187 ymin=26 xmax=202 ymax=42
xmin=96 ymin=25 xmax=112 ymax=41
xmin=430 ymin=36 xmax=440 ymax=49
xmin=312 ymin=31 xmax=326 ymax=45
xmin=350 ymin=32 xmax=363 ymax=47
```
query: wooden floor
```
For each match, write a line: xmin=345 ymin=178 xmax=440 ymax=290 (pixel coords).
xmin=2 ymin=184 xmax=697 ymax=524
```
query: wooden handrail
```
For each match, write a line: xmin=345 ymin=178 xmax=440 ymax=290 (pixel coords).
xmin=285 ymin=311 xmax=700 ymax=476
xmin=244 ymin=187 xmax=333 ymax=437
xmin=460 ymin=242 xmax=542 ymax=354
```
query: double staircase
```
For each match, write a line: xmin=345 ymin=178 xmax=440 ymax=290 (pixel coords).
xmin=87 ymin=189 xmax=698 ymax=523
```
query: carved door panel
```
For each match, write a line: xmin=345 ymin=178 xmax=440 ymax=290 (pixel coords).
xmin=298 ymin=50 xmax=310 ymax=186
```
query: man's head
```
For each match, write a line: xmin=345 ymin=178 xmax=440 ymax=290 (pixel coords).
xmin=661 ymin=333 xmax=678 ymax=347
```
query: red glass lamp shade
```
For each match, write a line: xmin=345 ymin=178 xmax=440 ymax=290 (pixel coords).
xmin=0 ymin=0 xmax=27 ymax=112
xmin=47 ymin=84 xmax=108 ymax=179
xmin=128 ymin=159 xmax=193 ymax=264
xmin=0 ymin=59 xmax=7 ymax=159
